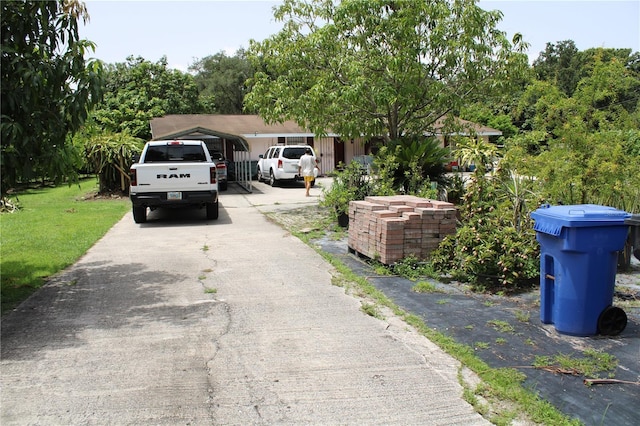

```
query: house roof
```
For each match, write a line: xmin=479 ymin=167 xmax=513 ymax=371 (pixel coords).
xmin=433 ymin=117 xmax=503 ymax=137
xmin=150 ymin=114 xmax=502 ymax=142
xmin=150 ymin=114 xmax=320 ymax=141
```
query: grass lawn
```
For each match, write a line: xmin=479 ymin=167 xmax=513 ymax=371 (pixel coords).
xmin=1 ymin=178 xmax=130 ymax=314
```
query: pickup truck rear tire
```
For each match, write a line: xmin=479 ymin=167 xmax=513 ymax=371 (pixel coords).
xmin=132 ymin=205 xmax=147 ymax=223
xmin=219 ymin=181 xmax=228 ymax=191
xmin=206 ymin=201 xmax=219 ymax=220
xmin=269 ymin=170 xmax=278 ymax=187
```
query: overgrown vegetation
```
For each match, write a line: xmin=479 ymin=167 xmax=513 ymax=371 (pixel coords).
xmin=77 ymin=128 xmax=145 ymax=193
xmin=374 ymin=137 xmax=449 ymax=196
xmin=411 ymin=281 xmax=440 ymax=293
xmin=388 ymin=255 xmax=439 ymax=281
xmin=317 ymin=46 xmax=638 ymax=296
xmin=533 ymin=350 xmax=618 ymax=379
xmin=431 ymin=163 xmax=541 ymax=293
xmin=319 ymin=161 xmax=374 ymax=219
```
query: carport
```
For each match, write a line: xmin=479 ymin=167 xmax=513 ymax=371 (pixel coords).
xmin=150 ymin=120 xmax=254 ymax=192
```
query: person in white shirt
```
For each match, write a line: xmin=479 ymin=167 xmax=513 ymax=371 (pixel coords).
xmin=298 ymin=147 xmax=318 ymax=197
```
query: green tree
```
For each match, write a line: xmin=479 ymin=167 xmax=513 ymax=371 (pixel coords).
xmin=627 ymin=51 xmax=640 ymax=74
xmin=579 ymin=47 xmax=638 ymax=78
xmin=533 ymin=43 xmax=639 ymax=98
xmin=1 ymin=0 xmax=104 ymax=193
xmin=92 ymin=56 xmax=203 ymax=140
xmin=189 ymin=50 xmax=254 ymax=114
xmin=571 ymin=55 xmax=640 ymax=129
xmin=527 ymin=57 xmax=639 ymax=139
xmin=505 ymin=58 xmax=640 ymax=211
xmin=245 ymin=0 xmax=528 ymax=141
xmin=533 ymin=40 xmax=581 ymax=97
xmin=513 ymin=80 xmax=565 ymax=134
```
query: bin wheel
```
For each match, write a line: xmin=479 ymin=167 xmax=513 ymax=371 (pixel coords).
xmin=597 ymin=306 xmax=627 ymax=336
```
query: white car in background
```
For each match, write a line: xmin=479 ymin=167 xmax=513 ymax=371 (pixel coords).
xmin=256 ymin=145 xmax=316 ymax=187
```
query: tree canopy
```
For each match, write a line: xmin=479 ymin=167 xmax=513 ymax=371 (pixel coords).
xmin=189 ymin=50 xmax=254 ymax=114
xmin=532 ymin=40 xmax=581 ymax=97
xmin=92 ymin=56 xmax=205 ymax=140
xmin=532 ymin=41 xmax=639 ymax=98
xmin=245 ymin=0 xmax=529 ymax=141
xmin=1 ymin=0 xmax=103 ymax=192
xmin=505 ymin=55 xmax=640 ymax=211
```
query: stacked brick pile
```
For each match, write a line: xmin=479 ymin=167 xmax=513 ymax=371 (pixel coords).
xmin=347 ymin=195 xmax=457 ymax=265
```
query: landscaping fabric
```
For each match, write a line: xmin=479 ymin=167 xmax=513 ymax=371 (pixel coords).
xmin=318 ymin=237 xmax=640 ymax=426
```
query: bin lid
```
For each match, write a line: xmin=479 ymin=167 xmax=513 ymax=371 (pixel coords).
xmin=531 ymin=204 xmax=631 ymax=236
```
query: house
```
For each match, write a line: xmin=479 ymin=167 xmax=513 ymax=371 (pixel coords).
xmin=149 ymin=114 xmax=501 ymax=191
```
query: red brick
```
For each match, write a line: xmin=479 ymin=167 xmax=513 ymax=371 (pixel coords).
xmin=380 ymin=218 xmax=406 ymax=230
xmin=431 ymin=200 xmax=455 ymax=209
xmin=373 ymin=210 xmax=401 ymax=219
xmin=414 ymin=208 xmax=435 ymax=218
xmin=389 ymin=205 xmax=415 ymax=214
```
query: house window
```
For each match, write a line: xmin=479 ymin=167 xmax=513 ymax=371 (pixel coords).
xmin=286 ymin=136 xmax=304 ymax=145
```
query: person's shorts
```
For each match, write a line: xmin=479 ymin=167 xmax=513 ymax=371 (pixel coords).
xmin=304 ymin=176 xmax=314 ymax=183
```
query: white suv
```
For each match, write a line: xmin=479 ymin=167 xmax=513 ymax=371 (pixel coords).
xmin=256 ymin=145 xmax=316 ymax=186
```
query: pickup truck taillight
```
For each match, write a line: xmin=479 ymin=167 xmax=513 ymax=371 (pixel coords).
xmin=216 ymin=162 xmax=227 ymax=175
xmin=130 ymin=168 xmax=137 ymax=186
xmin=210 ymin=166 xmax=217 ymax=184
xmin=277 ymin=159 xmax=283 ymax=169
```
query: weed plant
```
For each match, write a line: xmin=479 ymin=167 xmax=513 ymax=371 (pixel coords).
xmin=411 ymin=281 xmax=439 ymax=293
xmin=534 ymin=350 xmax=618 ymax=379
xmin=390 ymin=255 xmax=439 ymax=281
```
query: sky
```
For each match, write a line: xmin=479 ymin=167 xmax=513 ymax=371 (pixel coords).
xmin=79 ymin=0 xmax=640 ymax=72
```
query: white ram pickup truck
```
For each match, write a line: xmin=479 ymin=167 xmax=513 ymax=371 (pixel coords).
xmin=129 ymin=140 xmax=220 ymax=223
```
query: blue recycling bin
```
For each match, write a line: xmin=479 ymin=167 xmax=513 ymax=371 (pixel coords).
xmin=531 ymin=204 xmax=630 ymax=336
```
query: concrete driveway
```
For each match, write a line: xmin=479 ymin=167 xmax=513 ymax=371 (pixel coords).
xmin=1 ymin=179 xmax=488 ymax=425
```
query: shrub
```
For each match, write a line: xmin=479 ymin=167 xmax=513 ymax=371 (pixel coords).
xmin=79 ymin=130 xmax=144 ymax=193
xmin=320 ymin=160 xmax=374 ymax=219
xmin=430 ymin=167 xmax=541 ymax=293
xmin=444 ymin=173 xmax=465 ymax=204
xmin=373 ymin=137 xmax=449 ymax=194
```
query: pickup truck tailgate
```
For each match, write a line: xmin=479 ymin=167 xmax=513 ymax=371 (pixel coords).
xmin=133 ymin=163 xmax=213 ymax=192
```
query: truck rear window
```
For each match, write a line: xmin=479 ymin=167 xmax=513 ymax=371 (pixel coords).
xmin=145 ymin=145 xmax=207 ymax=162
